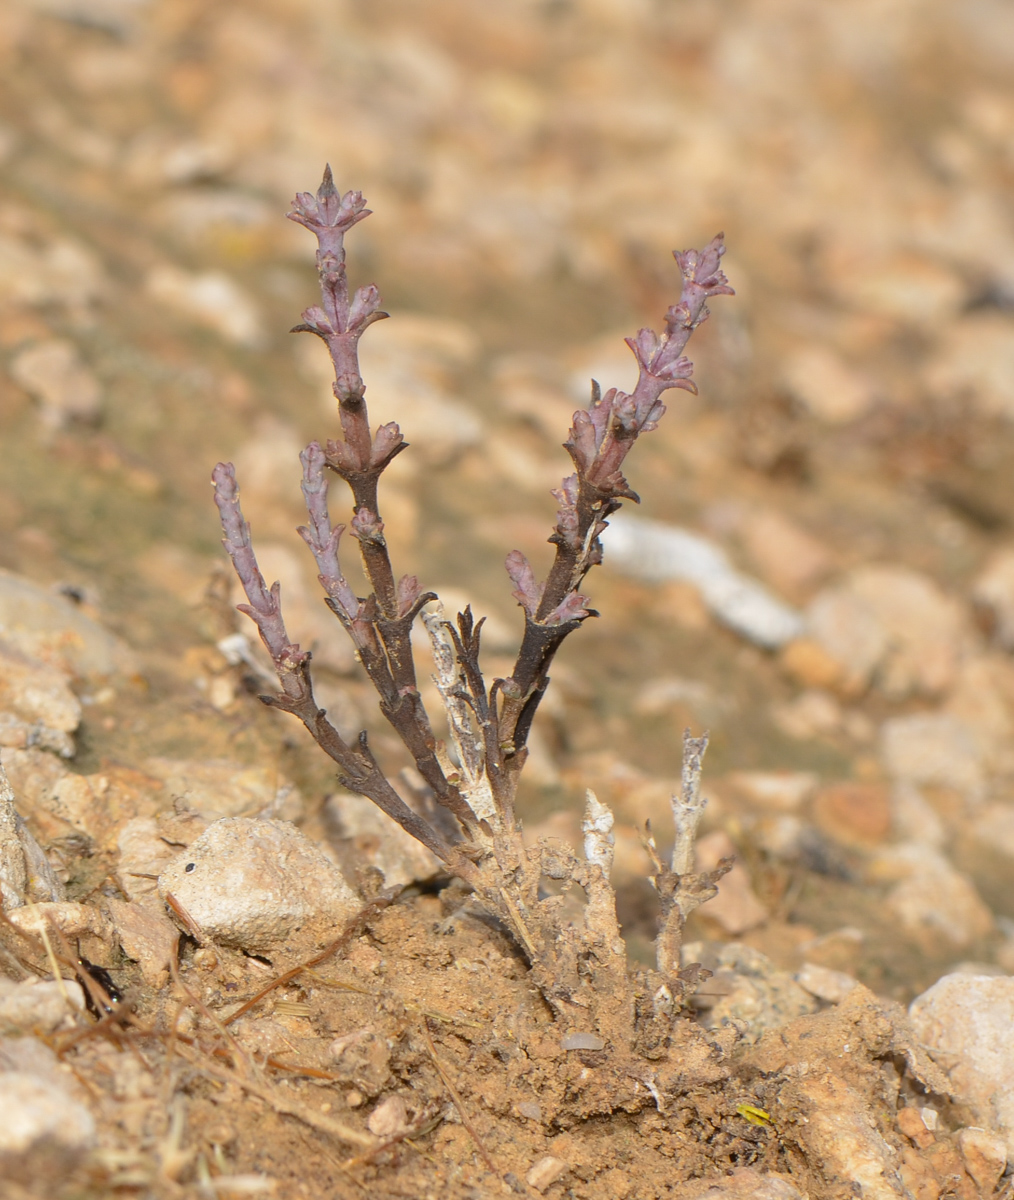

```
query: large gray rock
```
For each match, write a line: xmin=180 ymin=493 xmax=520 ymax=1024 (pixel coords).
xmin=909 ymin=972 xmax=1014 ymax=1156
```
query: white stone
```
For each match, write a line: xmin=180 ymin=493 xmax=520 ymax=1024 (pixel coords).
xmin=604 ymin=516 xmax=804 ymax=649
xmin=366 ymin=1094 xmax=411 ymax=1137
xmin=158 ymin=817 xmax=361 ymax=956
xmin=909 ymin=973 xmax=1014 ymax=1156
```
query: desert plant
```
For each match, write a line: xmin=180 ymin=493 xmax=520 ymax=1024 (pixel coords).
xmin=213 ymin=167 xmax=735 ymax=1116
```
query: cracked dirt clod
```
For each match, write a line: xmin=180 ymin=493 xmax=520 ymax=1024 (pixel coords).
xmin=158 ymin=816 xmax=361 ymax=958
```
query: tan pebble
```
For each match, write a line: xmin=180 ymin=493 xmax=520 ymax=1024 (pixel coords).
xmin=885 ymin=853 xmax=993 ymax=950
xmin=898 ymin=1144 xmax=943 ymax=1200
xmin=9 ymin=339 xmax=101 ymax=429
xmin=367 ymin=1095 xmax=409 ymax=1137
xmin=678 ymin=1168 xmax=805 ymax=1198
xmin=0 ymin=1073 xmax=95 ymax=1183
xmin=694 ymin=830 xmax=768 ymax=935
xmin=105 ymin=897 xmax=178 ymax=987
xmin=813 ymin=782 xmax=891 ymax=847
xmin=738 ymin=507 xmax=835 ymax=598
xmin=794 ymin=963 xmax=858 ymax=1004
xmin=957 ymin=1127 xmax=1007 ymax=1193
xmin=772 ymin=690 xmax=843 ymax=740
xmin=779 ymin=638 xmax=843 ymax=690
xmin=781 ymin=346 xmax=875 ymax=425
xmin=897 ymin=1106 xmax=935 ymax=1149
xmin=146 ymin=265 xmax=262 ymax=347
xmin=786 ymin=1074 xmax=909 ymax=1197
xmin=6 ymin=900 xmax=110 ymax=941
xmin=207 ymin=676 xmax=236 ymax=711
xmin=345 ymin=1090 xmax=364 ymax=1109
xmin=526 ymin=1155 xmax=568 ymax=1193
xmin=651 ymin=580 xmax=710 ymax=630
xmin=597 ymin=1168 xmax=633 ymax=1198
xmin=0 ymin=978 xmax=85 ymax=1031
xmin=924 ymin=1142 xmax=976 ymax=1199
xmin=727 ymin=770 xmax=817 ymax=812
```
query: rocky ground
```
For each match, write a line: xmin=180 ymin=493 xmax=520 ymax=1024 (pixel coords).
xmin=2 ymin=0 xmax=1014 ymax=1196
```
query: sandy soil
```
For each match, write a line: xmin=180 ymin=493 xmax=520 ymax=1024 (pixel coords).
xmin=2 ymin=0 xmax=1014 ymax=1196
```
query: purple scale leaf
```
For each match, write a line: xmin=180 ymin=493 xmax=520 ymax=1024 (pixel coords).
xmin=396 ymin=574 xmax=422 ymax=618
xmin=505 ymin=550 xmax=543 ymax=618
xmin=545 ymin=592 xmax=592 ymax=627
xmin=351 ymin=506 xmax=384 ymax=542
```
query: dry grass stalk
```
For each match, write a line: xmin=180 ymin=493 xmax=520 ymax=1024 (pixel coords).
xmin=420 ymin=1020 xmax=497 ymax=1176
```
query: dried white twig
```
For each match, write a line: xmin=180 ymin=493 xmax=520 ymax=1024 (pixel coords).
xmin=670 ymin=731 xmax=709 ymax=874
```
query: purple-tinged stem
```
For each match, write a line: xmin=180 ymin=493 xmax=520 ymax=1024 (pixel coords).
xmin=498 ymin=235 xmax=733 ymax=760
xmin=212 ymin=462 xmax=305 ymax=677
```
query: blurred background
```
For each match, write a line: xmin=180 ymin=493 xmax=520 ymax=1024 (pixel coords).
xmin=3 ymin=0 xmax=1014 ymax=995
